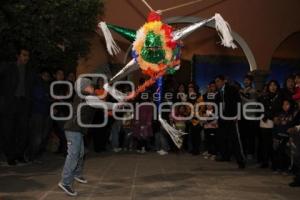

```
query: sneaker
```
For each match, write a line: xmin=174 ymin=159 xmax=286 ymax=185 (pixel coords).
xmin=247 ymin=154 xmax=254 ymax=160
xmin=210 ymin=155 xmax=216 ymax=161
xmin=113 ymin=148 xmax=122 ymax=153
xmin=137 ymin=148 xmax=146 ymax=154
xmin=281 ymin=172 xmax=289 ymax=176
xmin=157 ymin=150 xmax=168 ymax=156
xmin=260 ymin=163 xmax=269 ymax=169
xmin=17 ymin=157 xmax=29 ymax=164
xmin=140 ymin=147 xmax=146 ymax=154
xmin=7 ymin=160 xmax=17 ymax=166
xmin=75 ymin=176 xmax=88 ymax=184
xmin=58 ymin=182 xmax=78 ymax=196
xmin=289 ymin=181 xmax=300 ymax=187
xmin=205 ymin=153 xmax=212 ymax=158
xmin=32 ymin=159 xmax=44 ymax=165
xmin=202 ymin=151 xmax=209 ymax=156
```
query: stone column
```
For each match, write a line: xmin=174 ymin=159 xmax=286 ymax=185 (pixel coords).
xmin=251 ymin=69 xmax=270 ymax=92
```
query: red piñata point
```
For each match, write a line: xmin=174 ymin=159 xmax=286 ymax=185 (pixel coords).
xmin=147 ymin=11 xmax=161 ymax=22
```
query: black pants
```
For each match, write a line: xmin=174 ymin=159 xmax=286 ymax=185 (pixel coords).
xmin=15 ymin=98 xmax=30 ymax=159
xmin=53 ymin=120 xmax=67 ymax=154
xmin=217 ymin=120 xmax=245 ymax=164
xmin=91 ymin=127 xmax=109 ymax=152
xmin=190 ymin=124 xmax=202 ymax=155
xmin=240 ymin=119 xmax=257 ymax=156
xmin=204 ymin=128 xmax=217 ymax=155
xmin=27 ymin=114 xmax=51 ymax=161
xmin=89 ymin=110 xmax=111 ymax=152
xmin=0 ymin=98 xmax=30 ymax=162
xmin=136 ymin=138 xmax=148 ymax=150
xmin=294 ymin=155 xmax=300 ymax=183
xmin=291 ymin=134 xmax=300 ymax=182
xmin=260 ymin=128 xmax=273 ymax=166
xmin=272 ymin=137 xmax=290 ymax=171
xmin=0 ymin=115 xmax=17 ymax=162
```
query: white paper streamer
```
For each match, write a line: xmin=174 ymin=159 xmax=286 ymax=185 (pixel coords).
xmin=98 ymin=22 xmax=121 ymax=55
xmin=158 ymin=115 xmax=188 ymax=148
xmin=214 ymin=13 xmax=237 ymax=49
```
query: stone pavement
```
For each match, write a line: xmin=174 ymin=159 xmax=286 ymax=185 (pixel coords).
xmin=0 ymin=152 xmax=299 ymax=200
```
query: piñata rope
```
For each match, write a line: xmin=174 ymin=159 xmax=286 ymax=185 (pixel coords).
xmin=126 ymin=69 xmax=167 ymax=100
xmin=158 ymin=0 xmax=205 ymax=14
xmin=141 ymin=0 xmax=154 ymax=11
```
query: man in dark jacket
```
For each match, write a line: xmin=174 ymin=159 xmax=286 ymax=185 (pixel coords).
xmin=215 ymin=75 xmax=245 ymax=169
xmin=58 ymin=77 xmax=97 ymax=197
xmin=27 ymin=68 xmax=51 ymax=162
xmin=240 ymin=75 xmax=258 ymax=160
xmin=0 ymin=47 xmax=32 ymax=165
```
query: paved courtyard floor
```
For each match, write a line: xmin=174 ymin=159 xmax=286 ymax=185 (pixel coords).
xmin=0 ymin=152 xmax=299 ymax=200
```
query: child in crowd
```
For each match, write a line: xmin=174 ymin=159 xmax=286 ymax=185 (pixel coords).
xmin=171 ymin=105 xmax=188 ymax=132
xmin=272 ymin=100 xmax=299 ymax=173
xmin=189 ymin=95 xmax=205 ymax=155
xmin=170 ymin=105 xmax=188 ymax=151
xmin=122 ymin=110 xmax=134 ymax=151
xmin=133 ymin=102 xmax=154 ymax=154
xmin=203 ymin=104 xmax=218 ymax=160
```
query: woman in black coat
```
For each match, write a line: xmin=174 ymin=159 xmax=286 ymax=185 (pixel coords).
xmin=258 ymin=80 xmax=283 ymax=168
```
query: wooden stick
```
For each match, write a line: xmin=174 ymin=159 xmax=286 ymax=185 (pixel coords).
xmin=141 ymin=0 xmax=154 ymax=11
xmin=159 ymin=0 xmax=205 ymax=14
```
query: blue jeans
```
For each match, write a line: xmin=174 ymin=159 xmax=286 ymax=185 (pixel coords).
xmin=155 ymin=130 xmax=170 ymax=151
xmin=61 ymin=131 xmax=84 ymax=186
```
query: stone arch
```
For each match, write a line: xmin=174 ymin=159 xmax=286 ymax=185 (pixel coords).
xmin=271 ymin=31 xmax=300 ymax=60
xmin=268 ymin=31 xmax=300 ymax=84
